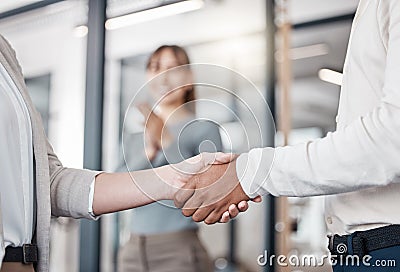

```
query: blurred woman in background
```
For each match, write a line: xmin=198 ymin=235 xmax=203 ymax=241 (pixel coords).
xmin=117 ymin=45 xmax=222 ymax=272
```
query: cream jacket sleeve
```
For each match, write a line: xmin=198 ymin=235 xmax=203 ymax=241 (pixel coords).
xmin=47 ymin=138 xmax=101 ymax=219
xmin=237 ymin=0 xmax=400 ymax=198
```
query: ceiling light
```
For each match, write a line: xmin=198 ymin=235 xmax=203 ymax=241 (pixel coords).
xmin=105 ymin=0 xmax=204 ymax=30
xmin=318 ymin=68 xmax=343 ymax=86
xmin=74 ymin=25 xmax=88 ymax=38
xmin=290 ymin=43 xmax=329 ymax=60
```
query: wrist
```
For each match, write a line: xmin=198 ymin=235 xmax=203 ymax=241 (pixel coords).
xmin=154 ymin=165 xmax=181 ymax=200
xmin=229 ymin=160 xmax=250 ymax=201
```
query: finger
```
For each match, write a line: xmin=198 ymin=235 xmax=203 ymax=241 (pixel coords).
xmin=173 ymin=154 xmax=207 ymax=175
xmin=174 ymin=180 xmax=196 ymax=208
xmin=198 ymin=152 xmax=216 ymax=166
xmin=238 ymin=201 xmax=249 ymax=212
xmin=213 ymin=152 xmax=238 ymax=164
xmin=182 ymin=206 xmax=198 ymax=217
xmin=192 ymin=206 xmax=214 ymax=223
xmin=228 ymin=204 xmax=240 ymax=218
xmin=181 ymin=194 xmax=204 ymax=217
xmin=219 ymin=211 xmax=231 ymax=223
xmin=252 ymin=196 xmax=262 ymax=203
xmin=204 ymin=208 xmax=225 ymax=225
xmin=198 ymin=152 xmax=236 ymax=166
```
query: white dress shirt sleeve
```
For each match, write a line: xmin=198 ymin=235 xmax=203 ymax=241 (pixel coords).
xmin=88 ymin=179 xmax=97 ymax=219
xmin=88 ymin=175 xmax=103 ymax=220
xmin=237 ymin=0 xmax=400 ymax=198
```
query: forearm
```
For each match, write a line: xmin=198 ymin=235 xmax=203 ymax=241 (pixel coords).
xmin=92 ymin=166 xmax=180 ymax=215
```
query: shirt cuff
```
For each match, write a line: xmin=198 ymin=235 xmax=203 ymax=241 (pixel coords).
xmin=236 ymin=147 xmax=277 ymax=198
xmin=88 ymin=175 xmax=102 ymax=220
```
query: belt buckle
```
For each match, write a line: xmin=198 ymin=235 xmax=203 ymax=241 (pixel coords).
xmin=328 ymin=234 xmax=335 ymax=252
xmin=22 ymin=244 xmax=38 ymax=264
xmin=352 ymin=234 xmax=366 ymax=257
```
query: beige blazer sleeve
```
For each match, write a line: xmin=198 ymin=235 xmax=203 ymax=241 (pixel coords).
xmin=47 ymin=139 xmax=101 ymax=219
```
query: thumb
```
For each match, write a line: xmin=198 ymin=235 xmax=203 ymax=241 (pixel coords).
xmin=174 ymin=177 xmax=196 ymax=208
xmin=213 ymin=152 xmax=238 ymax=164
xmin=172 ymin=154 xmax=204 ymax=176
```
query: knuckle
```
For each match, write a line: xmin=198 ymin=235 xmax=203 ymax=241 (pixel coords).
xmin=182 ymin=209 xmax=191 ymax=217
xmin=229 ymin=205 xmax=238 ymax=213
xmin=204 ymin=218 xmax=216 ymax=225
xmin=174 ymin=200 xmax=182 ymax=208
xmin=192 ymin=213 xmax=203 ymax=222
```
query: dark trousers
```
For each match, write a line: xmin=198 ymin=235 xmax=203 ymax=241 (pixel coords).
xmin=333 ymin=245 xmax=400 ymax=272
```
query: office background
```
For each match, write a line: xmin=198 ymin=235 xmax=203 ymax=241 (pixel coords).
xmin=0 ymin=0 xmax=358 ymax=271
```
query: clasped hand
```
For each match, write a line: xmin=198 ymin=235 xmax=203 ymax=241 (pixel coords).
xmin=173 ymin=153 xmax=261 ymax=224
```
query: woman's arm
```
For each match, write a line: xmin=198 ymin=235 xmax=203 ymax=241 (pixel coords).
xmin=92 ymin=152 xmax=234 ymax=215
xmin=92 ymin=165 xmax=180 ymax=215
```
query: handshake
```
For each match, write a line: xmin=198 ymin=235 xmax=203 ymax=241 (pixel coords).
xmin=164 ymin=152 xmax=262 ymax=224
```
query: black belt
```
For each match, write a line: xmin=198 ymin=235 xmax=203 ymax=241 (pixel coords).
xmin=328 ymin=224 xmax=400 ymax=257
xmin=3 ymin=244 xmax=38 ymax=264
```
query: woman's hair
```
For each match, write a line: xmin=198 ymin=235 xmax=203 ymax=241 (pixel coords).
xmin=146 ymin=45 xmax=195 ymax=113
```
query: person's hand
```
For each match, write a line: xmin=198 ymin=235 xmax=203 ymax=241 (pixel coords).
xmin=166 ymin=152 xmax=236 ymax=188
xmin=168 ymin=153 xmax=253 ymax=221
xmin=137 ymin=103 xmax=172 ymax=160
xmin=219 ymin=195 xmax=262 ymax=223
xmin=156 ymin=152 xmax=236 ymax=200
xmin=174 ymin=159 xmax=258 ymax=224
xmin=154 ymin=152 xmax=253 ymax=220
